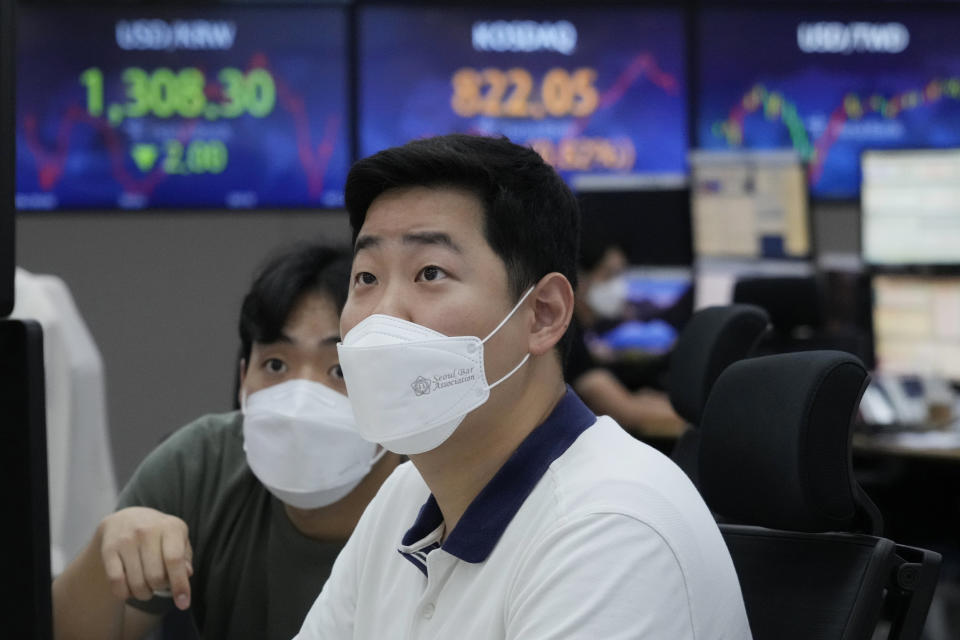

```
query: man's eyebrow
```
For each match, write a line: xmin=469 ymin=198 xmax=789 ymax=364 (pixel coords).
xmin=402 ymin=231 xmax=462 ymax=253
xmin=273 ymin=332 xmax=340 ymax=347
xmin=354 ymin=231 xmax=462 ymax=254
xmin=354 ymin=234 xmax=380 ymax=254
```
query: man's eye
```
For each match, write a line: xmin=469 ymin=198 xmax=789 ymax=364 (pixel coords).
xmin=417 ymin=265 xmax=447 ymax=282
xmin=329 ymin=364 xmax=344 ymax=380
xmin=355 ymin=272 xmax=377 ymax=286
xmin=264 ymin=358 xmax=286 ymax=374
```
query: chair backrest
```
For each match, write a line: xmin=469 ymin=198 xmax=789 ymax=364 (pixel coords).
xmin=720 ymin=526 xmax=939 ymax=640
xmin=666 ymin=304 xmax=768 ymax=486
xmin=699 ymin=351 xmax=941 ymax=640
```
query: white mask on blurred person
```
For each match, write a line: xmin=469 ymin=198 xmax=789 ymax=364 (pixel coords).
xmin=242 ymin=379 xmax=384 ymax=510
xmin=586 ymin=275 xmax=629 ymax=320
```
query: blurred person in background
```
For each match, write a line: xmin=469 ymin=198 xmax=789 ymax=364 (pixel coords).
xmin=566 ymin=237 xmax=684 ymax=439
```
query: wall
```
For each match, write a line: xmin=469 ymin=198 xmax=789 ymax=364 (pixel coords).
xmin=16 ymin=210 xmax=352 ymax=486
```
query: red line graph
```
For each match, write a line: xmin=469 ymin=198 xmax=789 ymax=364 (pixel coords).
xmin=21 ymin=53 xmax=340 ymax=200
xmin=570 ymin=52 xmax=679 ymax=138
xmin=599 ymin=53 xmax=679 ymax=108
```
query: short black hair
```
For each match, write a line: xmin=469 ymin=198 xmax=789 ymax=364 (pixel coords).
xmin=238 ymin=243 xmax=352 ymax=367
xmin=345 ymin=134 xmax=581 ymax=358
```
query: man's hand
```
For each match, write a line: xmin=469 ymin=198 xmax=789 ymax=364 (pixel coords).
xmin=98 ymin=507 xmax=194 ymax=611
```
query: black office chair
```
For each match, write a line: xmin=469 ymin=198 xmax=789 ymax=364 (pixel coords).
xmin=666 ymin=304 xmax=769 ymax=488
xmin=699 ymin=351 xmax=941 ymax=640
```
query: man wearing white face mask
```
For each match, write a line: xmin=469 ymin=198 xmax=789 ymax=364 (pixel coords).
xmin=566 ymin=237 xmax=685 ymax=439
xmin=296 ymin=135 xmax=751 ymax=639
xmin=52 ymin=245 xmax=401 ymax=640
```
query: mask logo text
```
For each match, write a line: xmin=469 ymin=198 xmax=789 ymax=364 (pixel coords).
xmin=412 ymin=367 xmax=478 ymax=396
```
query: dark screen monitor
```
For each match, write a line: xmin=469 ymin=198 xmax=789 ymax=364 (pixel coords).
xmin=359 ymin=6 xmax=688 ymax=188
xmin=577 ymin=186 xmax=693 ymax=267
xmin=698 ymin=7 xmax=960 ymax=199
xmin=16 ymin=4 xmax=349 ymax=210
xmin=1 ymin=0 xmax=14 ymax=316
xmin=0 ymin=319 xmax=52 ymax=640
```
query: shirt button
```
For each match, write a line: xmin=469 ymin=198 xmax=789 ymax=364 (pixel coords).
xmin=423 ymin=603 xmax=435 ymax=619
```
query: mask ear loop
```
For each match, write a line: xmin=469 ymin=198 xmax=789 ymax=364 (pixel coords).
xmin=487 ymin=353 xmax=531 ymax=389
xmin=482 ymin=285 xmax=536 ymax=390
xmin=370 ymin=446 xmax=389 ymax=466
xmin=482 ymin=286 xmax=536 ymax=343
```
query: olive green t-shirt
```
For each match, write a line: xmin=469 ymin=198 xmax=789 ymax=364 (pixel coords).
xmin=117 ymin=411 xmax=343 ymax=640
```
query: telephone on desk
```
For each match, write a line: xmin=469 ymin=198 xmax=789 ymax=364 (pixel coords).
xmin=859 ymin=374 xmax=957 ymax=429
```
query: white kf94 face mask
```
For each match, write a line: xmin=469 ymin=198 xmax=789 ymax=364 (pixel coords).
xmin=337 ymin=287 xmax=535 ymax=455
xmin=242 ymin=379 xmax=385 ymax=510
xmin=586 ymin=275 xmax=629 ymax=320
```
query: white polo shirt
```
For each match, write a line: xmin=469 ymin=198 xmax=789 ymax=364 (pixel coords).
xmin=295 ymin=390 xmax=751 ymax=639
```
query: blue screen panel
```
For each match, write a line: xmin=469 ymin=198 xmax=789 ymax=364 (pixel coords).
xmin=360 ymin=7 xmax=688 ymax=185
xmin=698 ymin=9 xmax=960 ymax=199
xmin=17 ymin=6 xmax=349 ymax=210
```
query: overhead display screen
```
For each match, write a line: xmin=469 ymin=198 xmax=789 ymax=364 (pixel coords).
xmin=16 ymin=6 xmax=349 ymax=210
xmin=698 ymin=9 xmax=960 ymax=199
xmin=359 ymin=7 xmax=688 ymax=184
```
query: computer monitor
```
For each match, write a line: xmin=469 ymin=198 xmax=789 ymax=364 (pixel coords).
xmin=577 ymin=186 xmax=693 ymax=267
xmin=872 ymin=274 xmax=960 ymax=382
xmin=690 ymin=150 xmax=810 ymax=260
xmin=358 ymin=5 xmax=688 ymax=189
xmin=1 ymin=0 xmax=14 ymax=316
xmin=16 ymin=4 xmax=349 ymax=210
xmin=0 ymin=320 xmax=52 ymax=640
xmin=862 ymin=149 xmax=960 ymax=268
xmin=589 ymin=266 xmax=694 ymax=357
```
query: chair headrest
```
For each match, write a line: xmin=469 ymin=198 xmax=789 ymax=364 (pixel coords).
xmin=699 ymin=350 xmax=881 ymax=534
xmin=733 ymin=276 xmax=822 ymax=331
xmin=667 ymin=304 xmax=769 ymax=425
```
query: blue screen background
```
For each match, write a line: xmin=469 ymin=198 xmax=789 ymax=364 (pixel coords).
xmin=16 ymin=6 xmax=349 ymax=210
xmin=698 ymin=8 xmax=960 ymax=199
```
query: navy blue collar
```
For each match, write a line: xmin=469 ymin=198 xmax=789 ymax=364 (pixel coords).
xmin=400 ymin=387 xmax=597 ymax=563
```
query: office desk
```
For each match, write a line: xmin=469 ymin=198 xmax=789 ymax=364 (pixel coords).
xmin=641 ymin=422 xmax=960 ymax=462
xmin=853 ymin=429 xmax=960 ymax=462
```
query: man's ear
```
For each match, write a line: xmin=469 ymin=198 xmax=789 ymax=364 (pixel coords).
xmin=527 ymin=272 xmax=575 ymax=356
